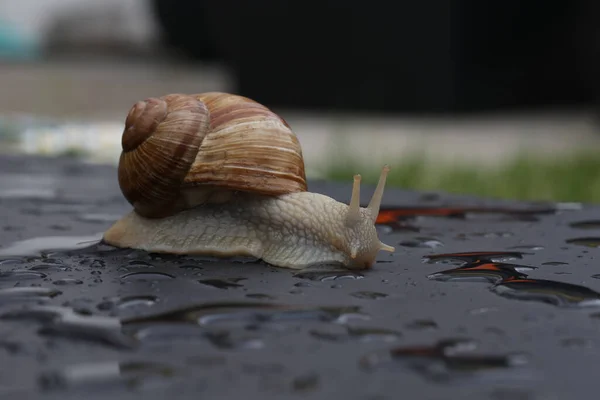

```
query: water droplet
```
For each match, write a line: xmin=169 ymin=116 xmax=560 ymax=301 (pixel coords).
xmin=492 ymin=279 xmax=600 ymax=308
xmin=542 ymin=261 xmax=568 ymax=266
xmin=121 ymin=249 xmax=152 ymax=260
xmin=0 ymin=270 xmax=46 ymax=281
xmin=423 ymin=251 xmax=526 ymax=265
xmin=399 ymin=237 xmax=444 ymax=249
xmin=293 ymin=269 xmax=364 ymax=282
xmin=426 ymin=251 xmax=600 ymax=308
xmin=97 ymin=296 xmax=158 ymax=312
xmin=570 ymin=220 xmax=600 ymax=229
xmin=335 ymin=312 xmax=371 ymax=324
xmin=427 ymin=262 xmax=535 ymax=284
xmin=0 ymin=259 xmax=24 ymax=266
xmin=53 ymin=278 xmax=83 ymax=286
xmin=198 ymin=278 xmax=245 ymax=289
xmin=120 ymin=272 xmax=174 ymax=282
xmin=118 ymin=296 xmax=157 ymax=309
xmin=0 ymin=306 xmax=134 ymax=348
xmin=29 ymin=263 xmax=69 ymax=272
xmin=360 ymin=338 xmax=528 ymax=382
xmin=246 ymin=293 xmax=275 ymax=300
xmin=405 ymin=319 xmax=438 ymax=330
xmin=133 ymin=324 xmax=205 ymax=342
xmin=40 ymin=258 xmax=64 ymax=265
xmin=309 ymin=324 xmax=348 ymax=341
xmin=124 ymin=260 xmax=155 ymax=268
xmin=0 ymin=234 xmax=103 ymax=257
xmin=0 ymin=286 xmax=61 ymax=300
xmin=507 ymin=245 xmax=544 ymax=251
xmin=350 ymin=291 xmax=388 ymax=300
xmin=38 ymin=361 xmax=174 ymax=392
xmin=566 ymin=237 xmax=600 ymax=248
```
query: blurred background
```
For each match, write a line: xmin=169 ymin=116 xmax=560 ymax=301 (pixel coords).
xmin=1 ymin=0 xmax=600 ymax=202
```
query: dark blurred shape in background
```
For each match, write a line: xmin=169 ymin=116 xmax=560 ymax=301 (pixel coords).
xmin=1 ymin=0 xmax=600 ymax=196
xmin=151 ymin=0 xmax=600 ymax=114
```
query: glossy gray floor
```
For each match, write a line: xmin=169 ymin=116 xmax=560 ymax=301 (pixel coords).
xmin=0 ymin=155 xmax=599 ymax=400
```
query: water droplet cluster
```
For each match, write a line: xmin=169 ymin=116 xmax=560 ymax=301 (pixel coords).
xmin=0 ymin=157 xmax=598 ymax=399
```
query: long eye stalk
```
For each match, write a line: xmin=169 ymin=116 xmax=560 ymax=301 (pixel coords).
xmin=345 ymin=174 xmax=362 ymax=227
xmin=367 ymin=165 xmax=390 ymax=223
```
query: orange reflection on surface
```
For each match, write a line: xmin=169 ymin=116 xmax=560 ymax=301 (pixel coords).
xmin=376 ymin=206 xmax=555 ymax=225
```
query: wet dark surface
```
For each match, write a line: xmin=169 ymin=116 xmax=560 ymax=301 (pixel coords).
xmin=0 ymin=155 xmax=599 ymax=399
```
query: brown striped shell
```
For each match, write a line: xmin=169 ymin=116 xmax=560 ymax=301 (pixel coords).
xmin=117 ymin=92 xmax=307 ymax=218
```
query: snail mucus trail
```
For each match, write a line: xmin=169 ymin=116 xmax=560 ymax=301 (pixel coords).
xmin=102 ymin=92 xmax=395 ymax=270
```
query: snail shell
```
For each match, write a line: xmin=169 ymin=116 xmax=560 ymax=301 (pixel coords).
xmin=118 ymin=92 xmax=307 ymax=218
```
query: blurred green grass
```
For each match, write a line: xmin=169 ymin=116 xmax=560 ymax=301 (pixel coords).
xmin=320 ymin=150 xmax=600 ymax=202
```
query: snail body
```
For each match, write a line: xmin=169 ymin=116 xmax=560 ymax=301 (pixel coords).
xmin=103 ymin=92 xmax=395 ymax=269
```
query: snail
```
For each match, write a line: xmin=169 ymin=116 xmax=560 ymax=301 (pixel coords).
xmin=103 ymin=92 xmax=395 ymax=270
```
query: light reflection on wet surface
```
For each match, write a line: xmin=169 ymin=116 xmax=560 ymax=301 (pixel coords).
xmin=0 ymin=155 xmax=598 ymax=399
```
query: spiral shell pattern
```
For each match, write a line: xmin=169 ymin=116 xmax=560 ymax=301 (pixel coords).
xmin=184 ymin=92 xmax=306 ymax=195
xmin=117 ymin=92 xmax=307 ymax=218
